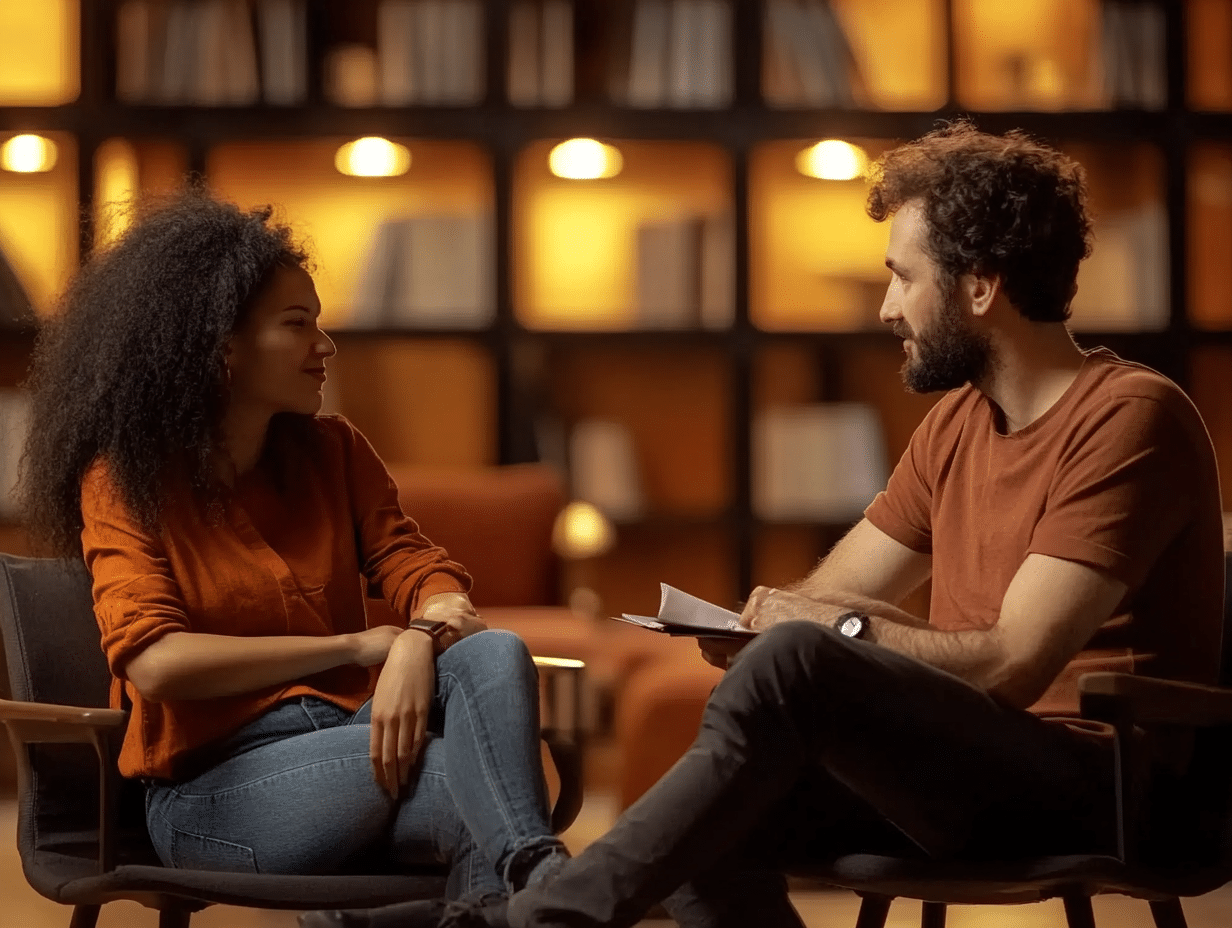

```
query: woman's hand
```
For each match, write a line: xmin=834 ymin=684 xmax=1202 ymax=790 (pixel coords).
xmin=417 ymin=591 xmax=487 ymax=651
xmin=347 ymin=625 xmax=405 ymax=667
xmin=369 ymin=630 xmax=437 ymax=799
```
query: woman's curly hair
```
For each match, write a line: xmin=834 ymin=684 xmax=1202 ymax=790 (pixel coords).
xmin=866 ymin=121 xmax=1093 ymax=322
xmin=19 ymin=189 xmax=309 ymax=557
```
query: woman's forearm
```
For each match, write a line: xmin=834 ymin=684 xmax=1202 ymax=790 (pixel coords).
xmin=123 ymin=628 xmax=383 ymax=702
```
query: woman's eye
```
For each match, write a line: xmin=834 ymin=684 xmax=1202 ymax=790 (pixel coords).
xmin=286 ymin=317 xmax=307 ymax=327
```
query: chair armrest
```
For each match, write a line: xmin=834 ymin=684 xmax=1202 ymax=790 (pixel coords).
xmin=1078 ymin=672 xmax=1232 ymax=728
xmin=532 ymin=656 xmax=586 ymax=834
xmin=0 ymin=697 xmax=127 ymax=744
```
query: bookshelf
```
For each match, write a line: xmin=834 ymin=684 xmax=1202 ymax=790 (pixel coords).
xmin=0 ymin=0 xmax=1229 ymax=618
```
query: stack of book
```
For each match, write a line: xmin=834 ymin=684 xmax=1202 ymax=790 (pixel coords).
xmin=634 ymin=215 xmax=733 ymax=329
xmin=614 ymin=0 xmax=733 ymax=109
xmin=753 ymin=403 xmax=888 ymax=523
xmin=377 ymin=0 xmax=486 ymax=106
xmin=349 ymin=215 xmax=494 ymax=329
xmin=116 ymin=0 xmax=307 ymax=105
xmin=0 ymin=391 xmax=30 ymax=521
xmin=1070 ymin=202 xmax=1169 ymax=331
xmin=1098 ymin=0 xmax=1166 ymax=110
xmin=508 ymin=0 xmax=573 ymax=107
xmin=762 ymin=0 xmax=863 ymax=108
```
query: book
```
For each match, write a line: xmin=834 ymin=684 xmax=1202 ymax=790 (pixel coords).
xmin=257 ymin=0 xmax=307 ymax=105
xmin=753 ymin=403 xmax=888 ymax=522
xmin=626 ymin=0 xmax=670 ymax=107
xmin=635 ymin=215 xmax=733 ymax=329
xmin=378 ymin=0 xmax=418 ymax=105
xmin=614 ymin=583 xmax=754 ymax=638
xmin=507 ymin=0 xmax=541 ymax=106
xmin=539 ymin=0 xmax=573 ymax=107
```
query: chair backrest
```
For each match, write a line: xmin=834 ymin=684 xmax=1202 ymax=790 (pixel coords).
xmin=0 ymin=554 xmax=156 ymax=891
xmin=387 ymin=464 xmax=565 ymax=608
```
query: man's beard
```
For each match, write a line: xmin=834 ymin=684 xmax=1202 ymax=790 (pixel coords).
xmin=896 ymin=284 xmax=992 ymax=394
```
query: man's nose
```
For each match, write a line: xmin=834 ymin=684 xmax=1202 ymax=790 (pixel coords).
xmin=878 ymin=286 xmax=899 ymax=325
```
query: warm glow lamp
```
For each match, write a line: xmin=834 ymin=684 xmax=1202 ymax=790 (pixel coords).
xmin=551 ymin=501 xmax=617 ymax=560
xmin=796 ymin=139 xmax=869 ymax=181
xmin=548 ymin=138 xmax=623 ymax=180
xmin=334 ymin=137 xmax=411 ymax=177
xmin=1 ymin=134 xmax=57 ymax=173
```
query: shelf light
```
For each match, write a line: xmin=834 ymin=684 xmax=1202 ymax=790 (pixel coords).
xmin=796 ymin=140 xmax=869 ymax=182
xmin=334 ymin=137 xmax=410 ymax=177
xmin=1 ymin=134 xmax=57 ymax=173
xmin=549 ymin=138 xmax=622 ymax=180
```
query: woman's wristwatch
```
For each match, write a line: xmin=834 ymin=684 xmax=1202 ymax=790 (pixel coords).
xmin=406 ymin=617 xmax=449 ymax=641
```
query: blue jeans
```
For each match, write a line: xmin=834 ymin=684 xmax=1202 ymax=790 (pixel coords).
xmin=145 ymin=630 xmax=564 ymax=899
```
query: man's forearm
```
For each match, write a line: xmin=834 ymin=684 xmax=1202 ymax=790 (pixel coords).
xmin=750 ymin=587 xmax=1023 ymax=704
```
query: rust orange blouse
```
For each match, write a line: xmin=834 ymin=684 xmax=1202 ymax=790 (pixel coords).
xmin=80 ymin=415 xmax=472 ymax=780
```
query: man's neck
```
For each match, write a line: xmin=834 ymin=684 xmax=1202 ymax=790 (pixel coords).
xmin=974 ymin=321 xmax=1085 ymax=434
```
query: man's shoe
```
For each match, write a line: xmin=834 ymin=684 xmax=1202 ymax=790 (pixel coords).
xmin=298 ymin=898 xmax=447 ymax=928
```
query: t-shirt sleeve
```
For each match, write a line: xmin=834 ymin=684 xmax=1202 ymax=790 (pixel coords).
xmin=334 ymin=418 xmax=472 ymax=618
xmin=80 ymin=464 xmax=191 ymax=680
xmin=864 ymin=401 xmax=945 ymax=555
xmin=1029 ymin=394 xmax=1198 ymax=589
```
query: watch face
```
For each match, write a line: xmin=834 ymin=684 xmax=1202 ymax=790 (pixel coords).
xmin=839 ymin=614 xmax=863 ymax=638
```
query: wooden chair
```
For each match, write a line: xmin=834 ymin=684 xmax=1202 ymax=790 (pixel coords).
xmin=0 ymin=554 xmax=585 ymax=928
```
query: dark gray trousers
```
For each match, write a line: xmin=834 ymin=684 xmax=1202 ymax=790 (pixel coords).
xmin=510 ymin=621 xmax=1117 ymax=928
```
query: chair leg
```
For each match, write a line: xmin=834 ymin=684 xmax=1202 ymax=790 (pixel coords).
xmin=158 ymin=908 xmax=193 ymax=928
xmin=1062 ymin=895 xmax=1097 ymax=928
xmin=920 ymin=901 xmax=947 ymax=928
xmin=854 ymin=894 xmax=893 ymax=928
xmin=1148 ymin=899 xmax=1189 ymax=928
xmin=68 ymin=905 xmax=101 ymax=928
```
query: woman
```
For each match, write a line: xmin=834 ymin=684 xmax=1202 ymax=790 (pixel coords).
xmin=19 ymin=191 xmax=568 ymax=907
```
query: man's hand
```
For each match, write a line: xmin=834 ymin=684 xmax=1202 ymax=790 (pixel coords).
xmin=369 ymin=630 xmax=436 ymax=799
xmin=417 ymin=591 xmax=487 ymax=651
xmin=740 ymin=585 xmax=825 ymax=631
xmin=697 ymin=636 xmax=748 ymax=670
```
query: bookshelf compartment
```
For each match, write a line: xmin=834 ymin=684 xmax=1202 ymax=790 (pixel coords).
xmin=1189 ymin=143 xmax=1232 ymax=329
xmin=1066 ymin=141 xmax=1168 ymax=332
xmin=762 ymin=0 xmax=946 ymax=111
xmin=544 ymin=344 xmax=731 ymax=520
xmin=0 ymin=0 xmax=78 ymax=106
xmin=0 ymin=132 xmax=78 ymax=316
xmin=952 ymin=0 xmax=1117 ymax=112
xmin=1188 ymin=0 xmax=1232 ymax=111
xmin=327 ymin=336 xmax=497 ymax=468
xmin=749 ymin=138 xmax=892 ymax=332
xmin=514 ymin=139 xmax=732 ymax=330
xmin=207 ymin=138 xmax=494 ymax=330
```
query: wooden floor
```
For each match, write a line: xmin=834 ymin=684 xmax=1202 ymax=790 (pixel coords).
xmin=5 ymin=793 xmax=1232 ymax=927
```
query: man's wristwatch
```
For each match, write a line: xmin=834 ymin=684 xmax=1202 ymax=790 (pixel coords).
xmin=406 ymin=617 xmax=449 ymax=641
xmin=834 ymin=611 xmax=870 ymax=639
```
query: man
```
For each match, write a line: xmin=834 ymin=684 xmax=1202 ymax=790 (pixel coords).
xmin=306 ymin=122 xmax=1225 ymax=928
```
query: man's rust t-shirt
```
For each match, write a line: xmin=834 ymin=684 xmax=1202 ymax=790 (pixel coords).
xmin=81 ymin=415 xmax=472 ymax=780
xmin=865 ymin=348 xmax=1224 ymax=714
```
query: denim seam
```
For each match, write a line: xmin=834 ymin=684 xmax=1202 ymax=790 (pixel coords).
xmin=164 ymin=749 xmax=374 ymax=799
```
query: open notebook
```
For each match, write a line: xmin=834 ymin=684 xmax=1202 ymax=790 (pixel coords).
xmin=612 ymin=583 xmax=756 ymax=638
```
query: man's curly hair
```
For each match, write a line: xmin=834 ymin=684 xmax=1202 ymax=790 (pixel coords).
xmin=19 ymin=189 xmax=310 ymax=557
xmin=866 ymin=121 xmax=1093 ymax=322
